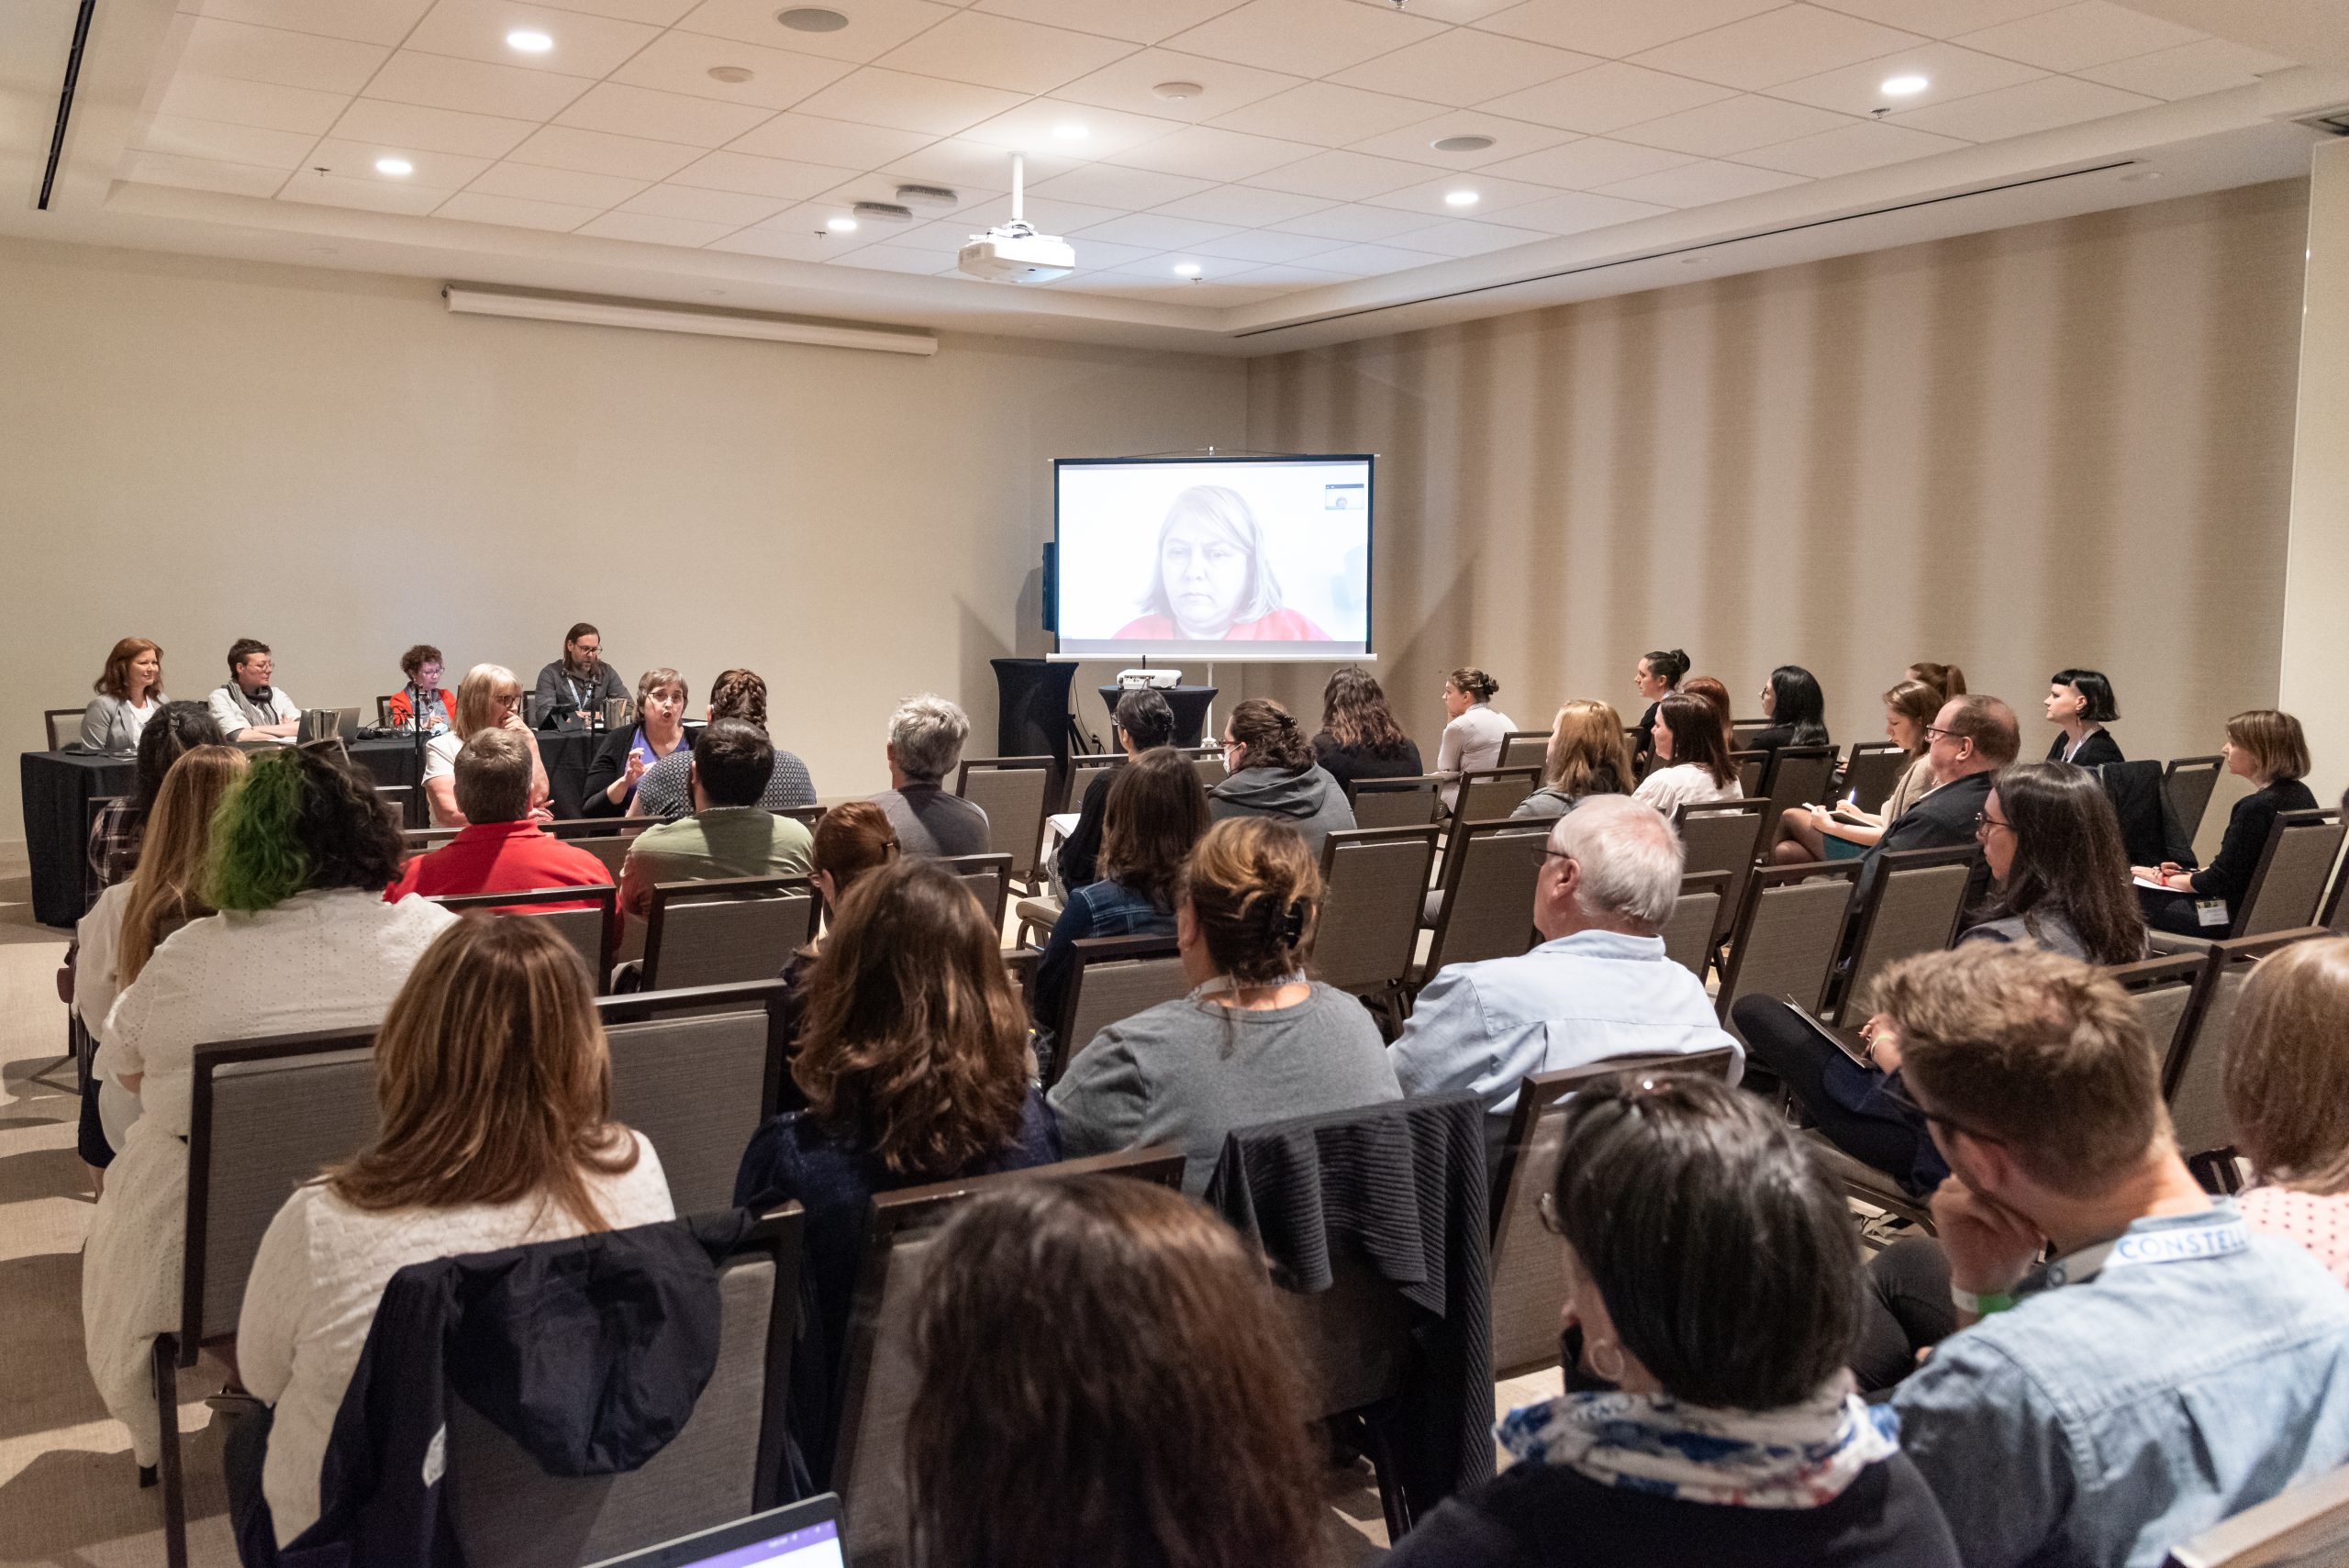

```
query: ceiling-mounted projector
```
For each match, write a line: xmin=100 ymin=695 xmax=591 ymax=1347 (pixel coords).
xmin=959 ymin=152 xmax=1074 ymax=284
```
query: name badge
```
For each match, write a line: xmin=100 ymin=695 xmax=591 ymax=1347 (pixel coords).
xmin=2195 ymin=899 xmax=2229 ymax=929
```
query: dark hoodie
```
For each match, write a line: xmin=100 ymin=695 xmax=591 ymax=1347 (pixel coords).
xmin=1208 ymin=763 xmax=1357 ymax=859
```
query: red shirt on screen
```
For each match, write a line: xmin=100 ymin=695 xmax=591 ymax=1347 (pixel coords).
xmin=1111 ymin=608 xmax=1334 ymax=641
xmin=386 ymin=819 xmax=618 ymax=931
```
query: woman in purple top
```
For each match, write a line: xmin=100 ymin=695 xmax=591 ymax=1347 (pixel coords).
xmin=583 ymin=668 xmax=688 ymax=817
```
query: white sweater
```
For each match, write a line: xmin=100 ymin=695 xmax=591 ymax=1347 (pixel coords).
xmin=1634 ymin=762 xmax=1744 ymax=817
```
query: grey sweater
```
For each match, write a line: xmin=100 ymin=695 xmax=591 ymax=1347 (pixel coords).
xmin=1208 ymin=764 xmax=1357 ymax=861
xmin=1048 ymin=982 xmax=1403 ymax=1195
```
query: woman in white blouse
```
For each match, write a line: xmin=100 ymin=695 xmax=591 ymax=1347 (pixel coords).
xmin=81 ymin=745 xmax=454 ymax=1485
xmin=1435 ymin=667 xmax=1513 ymax=810
xmin=229 ymin=916 xmax=673 ymax=1550
xmin=79 ymin=638 xmax=166 ymax=754
xmin=1633 ymin=694 xmax=1745 ymax=817
xmin=423 ymin=663 xmax=550 ymax=827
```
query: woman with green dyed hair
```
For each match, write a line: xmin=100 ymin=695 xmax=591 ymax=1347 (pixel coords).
xmin=82 ymin=744 xmax=454 ymax=1485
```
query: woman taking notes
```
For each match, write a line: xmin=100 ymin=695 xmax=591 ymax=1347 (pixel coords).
xmin=584 ymin=667 xmax=689 ymax=817
xmin=1772 ymin=678 xmax=1942 ymax=864
xmin=80 ymin=639 xmax=166 ymax=754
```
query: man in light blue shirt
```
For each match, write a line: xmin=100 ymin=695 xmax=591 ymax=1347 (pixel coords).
xmin=1389 ymin=795 xmax=1742 ymax=1158
xmin=1878 ymin=943 xmax=2349 ymax=1568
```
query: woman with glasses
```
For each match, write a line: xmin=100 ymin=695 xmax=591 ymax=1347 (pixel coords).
xmin=1205 ymin=697 xmax=1354 ymax=861
xmin=1386 ymin=1073 xmax=1959 ymax=1568
xmin=1748 ymin=664 xmax=1831 ymax=759
xmin=582 ymin=667 xmax=688 ymax=817
xmin=423 ymin=664 xmax=550 ymax=828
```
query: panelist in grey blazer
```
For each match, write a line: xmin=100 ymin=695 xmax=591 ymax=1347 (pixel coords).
xmin=206 ymin=638 xmax=300 ymax=743
xmin=79 ymin=638 xmax=167 ymax=754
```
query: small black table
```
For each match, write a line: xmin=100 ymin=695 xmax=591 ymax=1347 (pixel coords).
xmin=1096 ymin=684 xmax=1219 ymax=749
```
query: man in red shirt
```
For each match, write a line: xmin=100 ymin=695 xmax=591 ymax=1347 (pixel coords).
xmin=387 ymin=728 xmax=617 ymax=933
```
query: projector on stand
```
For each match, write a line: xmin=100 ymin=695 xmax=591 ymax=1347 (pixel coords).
xmin=1117 ymin=668 xmax=1182 ymax=690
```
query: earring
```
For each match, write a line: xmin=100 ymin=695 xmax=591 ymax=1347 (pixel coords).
xmin=1586 ymin=1337 xmax=1627 ymax=1385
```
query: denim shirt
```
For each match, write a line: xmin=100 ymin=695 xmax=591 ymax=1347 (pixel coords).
xmin=1892 ymin=1202 xmax=2349 ymax=1568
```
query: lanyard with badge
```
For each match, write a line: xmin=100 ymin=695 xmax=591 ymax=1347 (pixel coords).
xmin=2041 ymin=1211 xmax=2250 ymax=1290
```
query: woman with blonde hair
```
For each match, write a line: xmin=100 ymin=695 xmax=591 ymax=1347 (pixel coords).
xmin=1051 ymin=816 xmax=1399 ymax=1196
xmin=1772 ymin=677 xmax=1943 ymax=864
xmin=1114 ymin=485 xmax=1331 ymax=642
xmin=80 ymin=637 xmax=167 ymax=754
xmin=229 ymin=916 xmax=673 ymax=1549
xmin=1515 ymin=700 xmax=1634 ymax=820
xmin=2227 ymin=937 xmax=2349 ymax=1287
xmin=2135 ymin=708 xmax=2319 ymax=934
xmin=423 ymin=662 xmax=550 ymax=827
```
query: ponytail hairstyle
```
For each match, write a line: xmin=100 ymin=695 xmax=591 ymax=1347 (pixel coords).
xmin=1447 ymin=667 xmax=1500 ymax=705
xmin=1180 ymin=817 xmax=1322 ymax=987
xmin=810 ymin=800 xmax=899 ymax=908
xmin=1642 ymin=648 xmax=1689 ymax=688
xmin=1908 ymin=662 xmax=1967 ymax=702
xmin=1223 ymin=697 xmax=1313 ymax=773
xmin=1657 ymin=694 xmax=1736 ymax=788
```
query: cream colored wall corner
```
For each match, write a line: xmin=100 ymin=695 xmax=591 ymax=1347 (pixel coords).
xmin=2279 ymin=139 xmax=2349 ymax=806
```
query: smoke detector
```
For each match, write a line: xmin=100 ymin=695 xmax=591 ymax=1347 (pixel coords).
xmin=895 ymin=183 xmax=958 ymax=208
xmin=852 ymin=200 xmax=913 ymax=224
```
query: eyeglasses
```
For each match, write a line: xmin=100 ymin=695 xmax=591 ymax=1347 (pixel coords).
xmin=1537 ymin=1190 xmax=1563 ymax=1236
xmin=1527 ymin=845 xmax=1575 ymax=871
xmin=1974 ymin=810 xmax=2013 ymax=836
xmin=1876 ymin=1077 xmax=2007 ymax=1147
xmin=1923 ymin=726 xmax=1961 ymax=743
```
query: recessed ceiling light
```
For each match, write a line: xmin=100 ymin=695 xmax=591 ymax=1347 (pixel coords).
xmin=374 ymin=157 xmax=413 ymax=176
xmin=827 ymin=216 xmax=858 ymax=231
xmin=1053 ymin=123 xmax=1088 ymax=140
xmin=1880 ymin=73 xmax=1929 ymax=96
xmin=1431 ymin=134 xmax=1494 ymax=153
xmin=1173 ymin=261 xmax=1201 ymax=276
xmin=1152 ymin=81 xmax=1203 ymax=101
xmin=707 ymin=65 xmax=754 ymax=83
xmin=1443 ymin=188 xmax=1479 ymax=207
xmin=777 ymin=6 xmax=849 ymax=31
xmin=506 ymin=29 xmax=553 ymax=52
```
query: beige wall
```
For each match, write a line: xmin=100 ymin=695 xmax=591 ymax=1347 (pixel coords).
xmin=0 ymin=237 xmax=1246 ymax=849
xmin=2281 ymin=140 xmax=2349 ymax=802
xmin=1243 ymin=180 xmax=2310 ymax=840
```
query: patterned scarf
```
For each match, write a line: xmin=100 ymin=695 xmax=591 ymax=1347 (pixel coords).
xmin=1497 ymin=1373 xmax=1901 ymax=1508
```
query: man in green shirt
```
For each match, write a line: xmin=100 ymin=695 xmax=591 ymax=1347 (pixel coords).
xmin=618 ymin=718 xmax=813 ymax=919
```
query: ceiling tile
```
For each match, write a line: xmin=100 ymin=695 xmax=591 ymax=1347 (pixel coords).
xmin=1891 ymin=72 xmax=2157 ymax=138
xmin=1385 ymin=217 xmax=1548 ymax=255
xmin=467 ymin=157 xmax=649 ymax=205
xmin=1013 ymin=195 xmax=1130 ymax=230
xmin=620 ymin=181 xmax=790 ymax=220
xmin=1105 ymin=125 xmax=1318 ymax=181
xmin=1329 ymin=28 xmax=1597 ymax=107
xmin=1266 ymin=201 xmax=1437 ymax=240
xmin=1305 ymin=240 xmax=1444 ymax=274
xmin=1809 ymin=0 xmax=2071 ymax=35
xmin=788 ymin=67 xmax=1026 ymax=134
xmin=1072 ymin=211 xmax=1238 ymax=248
xmin=507 ymin=122 xmax=704 ymax=176
xmin=1344 ymin=110 xmax=1576 ymax=168
xmin=1471 ymin=0 xmax=1780 ymax=60
xmin=2076 ymin=37 xmax=2293 ymax=100
xmin=280 ymin=170 xmax=451 ymax=212
xmin=174 ymin=0 xmax=435 ymax=46
xmin=972 ymin=0 xmax=1250 ymax=46
xmin=725 ymin=111 xmax=934 ymax=164
xmin=1954 ymin=2 xmax=2203 ymax=72
xmin=956 ymin=98 xmax=1187 ymax=159
xmin=402 ymin=0 xmax=662 ymax=76
xmin=874 ymin=13 xmax=1135 ymax=95
xmin=122 ymin=150 xmax=289 ymax=197
xmin=180 ymin=17 xmax=392 ymax=93
xmin=1593 ymin=156 xmax=1807 ymax=206
xmin=1049 ymin=236 xmax=1172 ymax=269
xmin=434 ymin=188 xmax=604 ymax=227
xmin=1240 ymin=148 xmax=1433 ymax=200
xmin=133 ymin=114 xmax=317 ymax=169
xmin=1202 ymin=259 xmax=1351 ymax=286
xmin=707 ymin=226 xmax=842 ymax=258
xmin=1479 ymin=61 xmax=1736 ymax=133
xmin=1162 ymin=0 xmax=1446 ymax=79
xmin=669 ymin=147 xmax=858 ymax=195
xmin=533 ymin=0 xmax=700 ymax=20
xmin=1497 ymin=186 xmax=1669 ymax=233
xmin=157 ymin=72 xmax=351 ymax=135
xmin=878 ymin=142 xmax=1078 ymax=203
xmin=1187 ymin=227 xmax=1347 ymax=261
xmin=306 ymin=135 xmax=495 ymax=187
xmin=609 ymin=29 xmax=855 ymax=108
xmin=675 ymin=0 xmax=962 ymax=63
xmin=551 ymin=80 xmax=777 ymax=142
xmin=1731 ymin=116 xmax=1964 ymax=174
xmin=1210 ymin=82 xmax=1443 ymax=144
xmin=1364 ymin=170 xmax=1557 ymax=217
xmin=827 ymin=245 xmax=957 ymax=273
xmin=1025 ymin=162 xmax=1212 ymax=206
xmin=1052 ymin=48 xmax=1304 ymax=124
xmin=1611 ymin=93 xmax=1849 ymax=155
xmin=1149 ymin=183 xmax=1333 ymax=226
xmin=574 ymin=209 xmax=740 ymax=243
xmin=330 ymin=97 xmax=538 ymax=156
xmin=1765 ymin=40 xmax=2043 ymax=117
xmin=1630 ymin=6 xmax=1927 ymax=91
xmin=365 ymin=50 xmax=600 ymax=117
xmin=1480 ymin=136 xmax=1689 ymax=187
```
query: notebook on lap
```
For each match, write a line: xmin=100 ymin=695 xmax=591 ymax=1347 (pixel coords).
xmin=584 ymin=1495 xmax=847 ymax=1568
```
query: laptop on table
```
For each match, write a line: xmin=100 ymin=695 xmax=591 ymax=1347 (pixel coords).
xmin=584 ymin=1494 xmax=847 ymax=1568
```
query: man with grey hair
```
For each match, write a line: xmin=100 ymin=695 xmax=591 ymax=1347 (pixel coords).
xmin=870 ymin=693 xmax=990 ymax=858
xmin=1389 ymin=795 xmax=1742 ymax=1155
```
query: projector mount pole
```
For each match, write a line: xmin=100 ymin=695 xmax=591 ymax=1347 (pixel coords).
xmin=1011 ymin=152 xmax=1024 ymax=226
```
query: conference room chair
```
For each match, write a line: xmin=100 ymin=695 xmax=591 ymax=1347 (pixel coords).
xmin=1659 ymin=871 xmax=1728 ymax=979
xmin=1050 ymin=933 xmax=1187 ymax=1087
xmin=1450 ymin=765 xmax=1540 ymax=826
xmin=626 ymin=875 xmax=818 ymax=995
xmin=1315 ymin=826 xmax=1442 ymax=1024
xmin=1498 ymin=729 xmax=1551 ymax=770
xmin=1831 ymin=847 xmax=1983 ymax=1026
xmin=1675 ymin=799 xmax=1769 ymax=952
xmin=2232 ymin=809 xmax=2346 ymax=939
xmin=1808 ymin=1132 xmax=1937 ymax=1235
xmin=1754 ymin=743 xmax=1838 ymax=851
xmin=1408 ymin=820 xmax=1549 ymax=1003
xmin=83 ymin=791 xmax=120 ymax=906
xmin=400 ymin=825 xmax=465 ymax=858
xmin=2104 ymin=952 xmax=2209 ymax=1084
xmin=2162 ymin=754 xmax=2227 ymax=845
xmin=1348 ymin=774 xmax=1444 ymax=830
xmin=1010 ymin=893 xmax=1062 ymax=951
xmin=780 ymin=804 xmax=827 ymax=834
xmin=1731 ymin=750 xmax=1767 ymax=797
xmin=441 ymin=1208 xmax=805 ymax=1568
xmin=2161 ymin=929 xmax=2331 ymax=1191
xmin=573 ymin=820 xmax=662 ymax=878
xmin=1057 ymin=750 xmax=1120 ymax=816
xmin=1833 ymin=742 xmax=1910 ymax=815
xmin=373 ymin=782 xmax=419 ymax=829
xmin=1713 ymin=862 xmax=1862 ymax=1037
xmin=1730 ymin=718 xmax=1774 ymax=748
xmin=938 ymin=851 xmax=1012 ymax=934
xmin=429 ymin=884 xmax=619 ymax=992
xmin=600 ymin=981 xmax=797 ymax=1207
xmin=1183 ymin=746 xmax=1226 ymax=790
xmin=2160 ymin=1462 xmax=2349 ymax=1568
xmin=1489 ymin=1051 xmax=1739 ymax=1381
xmin=43 ymin=708 xmax=83 ymax=751
xmin=830 ymin=1147 xmax=1186 ymax=1568
xmin=952 ymin=755 xmax=1053 ymax=895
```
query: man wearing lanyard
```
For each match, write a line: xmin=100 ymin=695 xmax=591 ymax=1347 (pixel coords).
xmin=1877 ymin=944 xmax=2349 ymax=1568
xmin=532 ymin=622 xmax=628 ymax=729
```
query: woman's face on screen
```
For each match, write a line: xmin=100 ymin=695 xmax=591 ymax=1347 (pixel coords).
xmin=1160 ymin=515 xmax=1250 ymax=638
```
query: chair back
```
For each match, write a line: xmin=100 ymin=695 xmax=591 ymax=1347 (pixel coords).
xmin=429 ymin=884 xmax=618 ymax=990
xmin=779 ymin=804 xmax=827 ymax=834
xmin=440 ymin=1211 xmax=804 ymax=1568
xmin=1348 ymin=774 xmax=1443 ymax=829
xmin=1490 ymin=1050 xmax=1737 ymax=1377
xmin=831 ymin=1148 xmax=1186 ymax=1567
xmin=1421 ymin=820 xmax=1548 ymax=975
xmin=603 ymin=986 xmax=787 ymax=1212
xmin=1755 ymin=744 xmax=1837 ymax=847
xmin=1730 ymin=718 xmax=1772 ymax=747
xmin=575 ymin=825 xmax=663 ymax=877
xmin=1186 ymin=747 xmax=1226 ymax=790
xmin=938 ymin=851 xmax=1013 ymax=932
xmin=1499 ymin=730 xmax=1551 ymax=770
xmin=1731 ymin=750 xmax=1766 ymax=795
xmin=1836 ymin=743 xmax=1910 ymax=814
xmin=2103 ymin=953 xmax=2207 ymax=1070
xmin=374 ymin=783 xmax=417 ymax=828
xmin=1315 ymin=827 xmax=1442 ymax=996
xmin=1054 ymin=934 xmax=1189 ymax=1084
xmin=2235 ymin=810 xmax=2346 ymax=939
xmin=1660 ymin=872 xmax=1727 ymax=978
xmin=84 ymin=792 xmax=122 ymax=903
xmin=2160 ymin=1461 xmax=2349 ymax=1568
xmin=2164 ymin=929 xmax=2330 ymax=1164
xmin=953 ymin=757 xmax=1053 ymax=887
xmin=1834 ymin=847 xmax=1980 ymax=1024
xmin=1715 ymin=862 xmax=1862 ymax=1028
xmin=1452 ymin=766 xmax=1539 ymax=825
xmin=640 ymin=876 xmax=818 ymax=993
xmin=1062 ymin=751 xmax=1121 ymax=814
xmin=1675 ymin=799 xmax=1768 ymax=947
xmin=2163 ymin=755 xmax=2226 ymax=844
xmin=45 ymin=707 xmax=83 ymax=751
xmin=403 ymin=826 xmax=465 ymax=859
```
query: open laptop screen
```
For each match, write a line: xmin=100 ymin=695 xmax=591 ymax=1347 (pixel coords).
xmin=584 ymin=1496 xmax=845 ymax=1568
xmin=685 ymin=1518 xmax=841 ymax=1568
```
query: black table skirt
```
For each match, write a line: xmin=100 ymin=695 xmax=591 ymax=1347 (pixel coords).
xmin=21 ymin=729 xmax=603 ymax=928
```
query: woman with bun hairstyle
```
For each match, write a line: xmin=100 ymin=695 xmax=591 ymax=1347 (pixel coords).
xmin=1208 ymin=697 xmax=1355 ymax=860
xmin=1631 ymin=648 xmax=1688 ymax=771
xmin=1437 ymin=666 xmax=1515 ymax=810
xmin=1050 ymin=816 xmax=1399 ymax=1195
